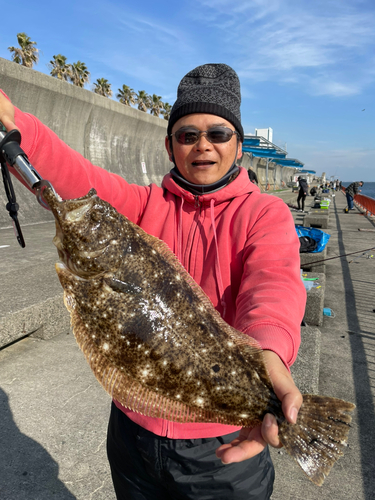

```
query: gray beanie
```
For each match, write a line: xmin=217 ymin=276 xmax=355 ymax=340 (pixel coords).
xmin=168 ymin=63 xmax=244 ymax=141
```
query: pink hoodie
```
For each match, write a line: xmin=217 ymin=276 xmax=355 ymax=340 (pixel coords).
xmin=9 ymin=97 xmax=306 ymax=439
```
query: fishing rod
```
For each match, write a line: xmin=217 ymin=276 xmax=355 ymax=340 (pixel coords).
xmin=306 ymin=247 xmax=375 ymax=266
xmin=0 ymin=122 xmax=55 ymax=247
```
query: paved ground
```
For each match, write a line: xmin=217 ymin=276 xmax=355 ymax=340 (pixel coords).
xmin=0 ymin=189 xmax=374 ymax=499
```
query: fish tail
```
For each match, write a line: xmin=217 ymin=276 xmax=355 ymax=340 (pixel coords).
xmin=278 ymin=394 xmax=355 ymax=486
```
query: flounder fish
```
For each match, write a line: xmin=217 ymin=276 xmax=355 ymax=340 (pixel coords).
xmin=43 ymin=187 xmax=355 ymax=487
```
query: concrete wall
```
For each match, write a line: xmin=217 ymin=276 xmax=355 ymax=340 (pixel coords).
xmin=240 ymin=155 xmax=297 ymax=191
xmin=0 ymin=57 xmax=298 ymax=227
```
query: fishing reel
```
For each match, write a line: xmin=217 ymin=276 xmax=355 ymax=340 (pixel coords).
xmin=0 ymin=122 xmax=55 ymax=247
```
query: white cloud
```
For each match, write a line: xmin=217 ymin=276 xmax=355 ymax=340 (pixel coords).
xmin=310 ymin=79 xmax=361 ymax=97
xmin=192 ymin=0 xmax=375 ymax=97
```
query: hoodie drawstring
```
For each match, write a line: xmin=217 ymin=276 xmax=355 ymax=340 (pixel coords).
xmin=177 ymin=196 xmax=184 ymax=262
xmin=210 ymin=199 xmax=227 ymax=318
xmin=176 ymin=195 xmax=227 ymax=319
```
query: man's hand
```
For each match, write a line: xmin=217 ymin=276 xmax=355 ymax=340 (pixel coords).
xmin=0 ymin=91 xmax=17 ymax=132
xmin=215 ymin=350 xmax=302 ymax=464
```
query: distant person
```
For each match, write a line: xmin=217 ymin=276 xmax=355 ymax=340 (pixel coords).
xmin=335 ymin=180 xmax=340 ymax=191
xmin=310 ymin=186 xmax=317 ymax=197
xmin=345 ymin=181 xmax=364 ymax=210
xmin=247 ymin=166 xmax=258 ymax=184
xmin=297 ymin=176 xmax=309 ymax=212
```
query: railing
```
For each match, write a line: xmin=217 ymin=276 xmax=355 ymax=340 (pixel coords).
xmin=353 ymin=194 xmax=375 ymax=216
xmin=341 ymin=187 xmax=375 ymax=216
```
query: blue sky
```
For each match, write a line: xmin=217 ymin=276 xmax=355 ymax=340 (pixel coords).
xmin=0 ymin=0 xmax=374 ymax=181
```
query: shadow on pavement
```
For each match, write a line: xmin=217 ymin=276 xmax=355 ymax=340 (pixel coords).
xmin=0 ymin=387 xmax=77 ymax=500
xmin=334 ymin=198 xmax=375 ymax=499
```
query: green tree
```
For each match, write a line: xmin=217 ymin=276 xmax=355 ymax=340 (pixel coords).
xmin=8 ymin=32 xmax=39 ymax=68
xmin=93 ymin=78 xmax=113 ymax=98
xmin=49 ymin=54 xmax=70 ymax=81
xmin=135 ymin=90 xmax=151 ymax=112
xmin=69 ymin=61 xmax=90 ymax=87
xmin=161 ymin=102 xmax=172 ymax=121
xmin=150 ymin=94 xmax=164 ymax=117
xmin=116 ymin=85 xmax=136 ymax=106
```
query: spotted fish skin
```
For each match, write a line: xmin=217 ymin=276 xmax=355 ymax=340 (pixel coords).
xmin=43 ymin=187 xmax=355 ymax=486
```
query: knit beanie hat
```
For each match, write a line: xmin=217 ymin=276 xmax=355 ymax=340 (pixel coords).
xmin=167 ymin=63 xmax=244 ymax=141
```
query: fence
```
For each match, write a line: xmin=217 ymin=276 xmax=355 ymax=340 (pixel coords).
xmin=342 ymin=187 xmax=375 ymax=216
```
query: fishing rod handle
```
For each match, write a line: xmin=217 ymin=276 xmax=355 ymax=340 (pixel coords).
xmin=0 ymin=126 xmax=44 ymax=191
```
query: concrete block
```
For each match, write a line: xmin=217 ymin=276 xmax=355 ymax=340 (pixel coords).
xmin=309 ymin=208 xmax=330 ymax=216
xmin=0 ymin=294 xmax=70 ymax=349
xmin=300 ymin=247 xmax=327 ymax=273
xmin=302 ymin=272 xmax=326 ymax=326
xmin=303 ymin=213 xmax=329 ymax=229
xmin=291 ymin=326 xmax=321 ymax=394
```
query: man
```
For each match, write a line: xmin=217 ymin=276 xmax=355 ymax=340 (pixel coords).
xmin=0 ymin=63 xmax=305 ymax=500
xmin=345 ymin=181 xmax=363 ymax=210
xmin=297 ymin=176 xmax=309 ymax=212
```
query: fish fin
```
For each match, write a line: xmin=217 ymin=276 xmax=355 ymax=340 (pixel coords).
xmin=62 ymin=291 xmax=76 ymax=314
xmin=279 ymin=394 xmax=355 ymax=486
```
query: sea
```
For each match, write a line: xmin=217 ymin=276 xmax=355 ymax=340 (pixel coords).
xmin=342 ymin=182 xmax=375 ymax=200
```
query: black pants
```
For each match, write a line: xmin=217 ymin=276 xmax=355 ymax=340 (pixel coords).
xmin=107 ymin=403 xmax=274 ymax=500
xmin=297 ymin=192 xmax=306 ymax=210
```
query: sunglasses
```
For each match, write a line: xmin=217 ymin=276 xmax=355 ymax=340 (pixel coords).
xmin=170 ymin=126 xmax=239 ymax=145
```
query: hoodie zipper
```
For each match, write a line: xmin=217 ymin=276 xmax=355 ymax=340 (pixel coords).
xmin=194 ymin=195 xmax=201 ymax=209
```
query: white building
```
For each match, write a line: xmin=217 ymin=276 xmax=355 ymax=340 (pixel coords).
xmin=255 ymin=127 xmax=273 ymax=143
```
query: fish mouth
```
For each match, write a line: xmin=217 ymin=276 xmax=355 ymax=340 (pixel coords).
xmin=45 ymin=188 xmax=107 ymax=278
xmin=52 ymin=210 xmax=108 ymax=279
xmin=43 ymin=187 xmax=97 ymax=214
xmin=53 ymin=230 xmax=108 ymax=278
xmin=55 ymin=261 xmax=88 ymax=280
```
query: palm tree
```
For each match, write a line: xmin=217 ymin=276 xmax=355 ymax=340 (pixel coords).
xmin=49 ymin=54 xmax=70 ymax=81
xmin=69 ymin=61 xmax=90 ymax=88
xmin=116 ymin=85 xmax=136 ymax=106
xmin=135 ymin=90 xmax=151 ymax=112
xmin=150 ymin=94 xmax=164 ymax=117
xmin=161 ymin=102 xmax=172 ymax=121
xmin=8 ymin=32 xmax=39 ymax=68
xmin=93 ymin=78 xmax=113 ymax=98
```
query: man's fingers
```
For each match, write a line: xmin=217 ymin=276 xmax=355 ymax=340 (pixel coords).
xmin=216 ymin=427 xmax=267 ymax=464
xmin=0 ymin=116 xmax=18 ymax=132
xmin=261 ymin=413 xmax=281 ymax=448
xmin=0 ymin=92 xmax=17 ymax=132
xmin=282 ymin=393 xmax=301 ymax=424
